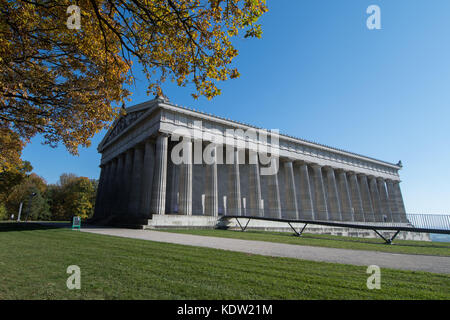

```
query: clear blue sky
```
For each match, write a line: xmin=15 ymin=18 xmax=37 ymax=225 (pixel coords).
xmin=22 ymin=0 xmax=450 ymax=213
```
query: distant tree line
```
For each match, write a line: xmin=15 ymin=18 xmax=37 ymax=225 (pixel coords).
xmin=0 ymin=161 xmax=98 ymax=221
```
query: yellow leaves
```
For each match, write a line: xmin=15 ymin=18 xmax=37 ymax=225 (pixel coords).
xmin=0 ymin=0 xmax=267 ymax=164
xmin=230 ymin=68 xmax=240 ymax=79
xmin=0 ymin=126 xmax=24 ymax=174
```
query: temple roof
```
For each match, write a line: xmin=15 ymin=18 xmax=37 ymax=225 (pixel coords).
xmin=98 ymin=96 xmax=402 ymax=170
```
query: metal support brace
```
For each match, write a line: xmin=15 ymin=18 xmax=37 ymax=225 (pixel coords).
xmin=236 ymin=218 xmax=250 ymax=232
xmin=288 ymin=223 xmax=308 ymax=237
xmin=373 ymin=229 xmax=401 ymax=244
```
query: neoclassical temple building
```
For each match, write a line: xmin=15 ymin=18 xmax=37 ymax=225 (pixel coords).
xmin=93 ymin=96 xmax=408 ymax=229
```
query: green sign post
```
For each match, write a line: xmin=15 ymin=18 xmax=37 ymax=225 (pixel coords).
xmin=72 ymin=216 xmax=81 ymax=230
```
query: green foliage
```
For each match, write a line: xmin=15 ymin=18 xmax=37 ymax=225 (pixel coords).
xmin=1 ymin=167 xmax=97 ymax=221
xmin=5 ymin=173 xmax=50 ymax=221
xmin=0 ymin=203 xmax=7 ymax=220
xmin=1 ymin=0 xmax=267 ymax=170
xmin=48 ymin=173 xmax=97 ymax=220
xmin=0 ymin=160 xmax=32 ymax=202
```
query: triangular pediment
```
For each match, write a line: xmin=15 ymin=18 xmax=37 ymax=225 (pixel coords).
xmin=98 ymin=98 xmax=163 ymax=150
xmin=103 ymin=109 xmax=147 ymax=144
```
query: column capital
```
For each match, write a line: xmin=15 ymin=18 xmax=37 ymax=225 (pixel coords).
xmin=310 ymin=163 xmax=322 ymax=169
xmin=357 ymin=172 xmax=368 ymax=178
xmin=334 ymin=168 xmax=347 ymax=174
xmin=280 ymin=157 xmax=295 ymax=164
xmin=294 ymin=160 xmax=309 ymax=167
xmin=158 ymin=132 xmax=170 ymax=138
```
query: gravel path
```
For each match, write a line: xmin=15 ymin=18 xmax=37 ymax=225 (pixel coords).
xmin=81 ymin=227 xmax=450 ymax=274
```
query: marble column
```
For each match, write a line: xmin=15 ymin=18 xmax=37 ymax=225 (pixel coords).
xmin=393 ymin=181 xmax=408 ymax=223
xmin=112 ymin=154 xmax=125 ymax=216
xmin=205 ymin=145 xmax=218 ymax=216
xmin=151 ymin=134 xmax=168 ymax=215
xmin=94 ymin=163 xmax=107 ymax=219
xmin=121 ymin=148 xmax=134 ymax=216
xmin=165 ymin=157 xmax=179 ymax=214
xmin=312 ymin=165 xmax=328 ymax=221
xmin=325 ymin=167 xmax=342 ymax=221
xmin=386 ymin=180 xmax=401 ymax=223
xmin=359 ymin=174 xmax=375 ymax=222
xmin=178 ymin=138 xmax=193 ymax=215
xmin=140 ymin=140 xmax=155 ymax=217
xmin=348 ymin=172 xmax=364 ymax=222
xmin=266 ymin=157 xmax=282 ymax=219
xmin=298 ymin=163 xmax=314 ymax=220
xmin=336 ymin=170 xmax=353 ymax=221
xmin=284 ymin=160 xmax=299 ymax=219
xmin=248 ymin=151 xmax=262 ymax=217
xmin=227 ymin=149 xmax=242 ymax=216
xmin=369 ymin=176 xmax=383 ymax=222
xmin=128 ymin=146 xmax=144 ymax=217
xmin=377 ymin=178 xmax=393 ymax=222
xmin=104 ymin=158 xmax=117 ymax=217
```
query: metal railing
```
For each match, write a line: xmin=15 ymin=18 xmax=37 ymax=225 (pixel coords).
xmin=220 ymin=211 xmax=450 ymax=244
xmin=406 ymin=213 xmax=450 ymax=231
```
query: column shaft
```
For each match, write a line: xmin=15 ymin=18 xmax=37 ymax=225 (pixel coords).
xmin=248 ymin=151 xmax=262 ymax=217
xmin=325 ymin=167 xmax=342 ymax=221
xmin=113 ymin=154 xmax=125 ymax=216
xmin=151 ymin=135 xmax=168 ymax=215
xmin=369 ymin=176 xmax=383 ymax=222
xmin=284 ymin=161 xmax=299 ymax=219
xmin=121 ymin=149 xmax=134 ymax=216
xmin=349 ymin=173 xmax=364 ymax=222
xmin=140 ymin=140 xmax=155 ymax=217
xmin=227 ymin=149 xmax=242 ymax=216
xmin=359 ymin=175 xmax=375 ymax=222
xmin=377 ymin=178 xmax=393 ymax=222
xmin=104 ymin=159 xmax=117 ymax=217
xmin=312 ymin=165 xmax=328 ymax=221
xmin=266 ymin=157 xmax=282 ymax=218
xmin=178 ymin=139 xmax=193 ymax=215
xmin=128 ymin=146 xmax=144 ymax=217
xmin=298 ymin=164 xmax=314 ymax=220
xmin=205 ymin=146 xmax=219 ymax=216
xmin=93 ymin=164 xmax=107 ymax=219
xmin=386 ymin=180 xmax=401 ymax=222
xmin=337 ymin=170 xmax=353 ymax=221
xmin=165 ymin=159 xmax=179 ymax=214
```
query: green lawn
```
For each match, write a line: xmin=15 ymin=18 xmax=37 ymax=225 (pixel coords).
xmin=157 ymin=228 xmax=450 ymax=257
xmin=0 ymin=223 xmax=449 ymax=299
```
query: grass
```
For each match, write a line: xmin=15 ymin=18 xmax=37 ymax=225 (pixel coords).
xmin=0 ymin=223 xmax=449 ymax=299
xmin=157 ymin=228 xmax=450 ymax=257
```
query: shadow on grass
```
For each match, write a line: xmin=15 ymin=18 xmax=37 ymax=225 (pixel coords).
xmin=0 ymin=222 xmax=70 ymax=232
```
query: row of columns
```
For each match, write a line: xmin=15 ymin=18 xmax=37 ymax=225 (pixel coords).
xmin=95 ymin=134 xmax=408 ymax=224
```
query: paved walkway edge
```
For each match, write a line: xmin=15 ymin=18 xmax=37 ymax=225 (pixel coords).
xmin=80 ymin=228 xmax=450 ymax=274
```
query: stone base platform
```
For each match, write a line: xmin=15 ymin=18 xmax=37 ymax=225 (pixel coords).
xmin=143 ymin=214 xmax=431 ymax=241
